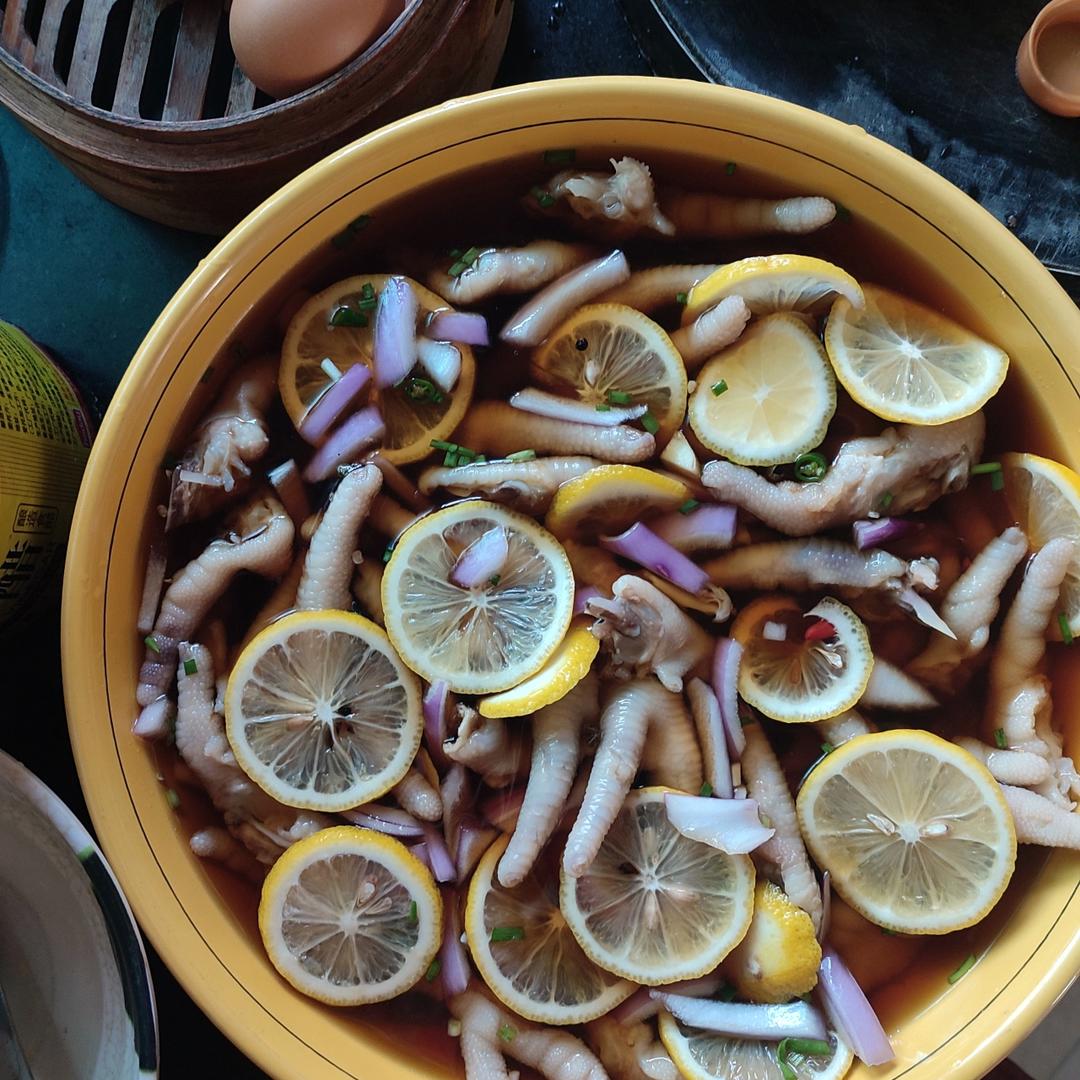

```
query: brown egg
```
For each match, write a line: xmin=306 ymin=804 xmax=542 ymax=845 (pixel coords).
xmin=229 ymin=0 xmax=404 ymax=99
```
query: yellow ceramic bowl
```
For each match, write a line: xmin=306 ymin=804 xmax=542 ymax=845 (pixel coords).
xmin=63 ymin=77 xmax=1080 ymax=1079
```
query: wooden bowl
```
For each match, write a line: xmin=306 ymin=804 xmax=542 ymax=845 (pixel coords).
xmin=0 ymin=0 xmax=512 ymax=233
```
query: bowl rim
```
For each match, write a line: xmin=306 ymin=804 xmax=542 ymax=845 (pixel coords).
xmin=62 ymin=75 xmax=1080 ymax=1080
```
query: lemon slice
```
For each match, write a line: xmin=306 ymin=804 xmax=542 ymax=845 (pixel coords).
xmin=727 ymin=881 xmax=822 ymax=1004
xmin=684 ymin=254 xmax=864 ymax=321
xmin=688 ymin=314 xmax=837 ymax=466
xmin=259 ymin=826 xmax=440 ymax=1005
xmin=659 ymin=1011 xmax=854 ymax=1080
xmin=731 ymin=596 xmax=873 ymax=724
xmin=381 ymin=501 xmax=574 ymax=694
xmin=544 ymin=463 xmax=690 ymax=541
xmin=225 ymin=610 xmax=422 ymax=812
xmin=560 ymin=788 xmax=755 ymax=985
xmin=1001 ymin=452 xmax=1080 ymax=636
xmin=479 ymin=622 xmax=599 ymax=719
xmin=531 ymin=303 xmax=688 ymax=444
xmin=797 ymin=730 xmax=1017 ymax=934
xmin=280 ymin=274 xmax=476 ymax=464
xmin=465 ymin=833 xmax=634 ymax=1024
xmin=824 ymin=284 xmax=1008 ymax=425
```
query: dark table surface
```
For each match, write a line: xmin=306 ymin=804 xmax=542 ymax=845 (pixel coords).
xmin=0 ymin=0 xmax=1063 ymax=1076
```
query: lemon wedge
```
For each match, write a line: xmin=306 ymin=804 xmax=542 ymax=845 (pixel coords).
xmin=688 ymin=314 xmax=837 ymax=466
xmin=259 ymin=826 xmax=441 ymax=1005
xmin=479 ymin=623 xmax=599 ymax=719
xmin=824 ymin=284 xmax=1008 ymax=425
xmin=280 ymin=275 xmax=476 ymax=463
xmin=797 ymin=730 xmax=1017 ymax=934
xmin=560 ymin=788 xmax=755 ymax=985
xmin=726 ymin=881 xmax=822 ymax=1004
xmin=659 ymin=1011 xmax=854 ymax=1080
xmin=381 ymin=501 xmax=574 ymax=694
xmin=544 ymin=463 xmax=690 ymax=541
xmin=531 ymin=303 xmax=688 ymax=445
xmin=224 ymin=610 xmax=421 ymax=811
xmin=731 ymin=596 xmax=872 ymax=724
xmin=465 ymin=833 xmax=634 ymax=1024
xmin=684 ymin=254 xmax=864 ymax=321
xmin=1001 ymin=452 xmax=1080 ymax=636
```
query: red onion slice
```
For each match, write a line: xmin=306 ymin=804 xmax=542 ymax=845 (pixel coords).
xmin=302 ymin=406 xmax=385 ymax=483
xmin=712 ymin=638 xmax=745 ymax=760
xmin=425 ymin=310 xmax=490 ymax=346
xmin=501 ymin=250 xmax=631 ymax=346
xmin=817 ymin=945 xmax=894 ymax=1066
xmin=664 ymin=793 xmax=774 ymax=854
xmin=439 ymin=888 xmax=471 ymax=997
xmin=298 ymin=363 xmax=372 ymax=445
xmin=574 ymin=583 xmax=604 ymax=616
xmin=450 ymin=526 xmax=509 ymax=588
xmin=650 ymin=503 xmax=738 ymax=554
xmin=898 ymin=586 xmax=957 ymax=639
xmin=509 ymin=387 xmax=648 ymax=427
xmin=852 ymin=516 xmax=915 ymax=550
xmin=421 ymin=823 xmax=456 ymax=883
xmin=601 ymin=522 xmax=710 ymax=595
xmin=417 ymin=338 xmax=462 ymax=394
xmin=687 ymin=678 xmax=733 ymax=798
xmin=341 ymin=804 xmax=425 ymax=838
xmin=456 ymin=823 xmax=498 ymax=880
xmin=133 ymin=696 xmax=174 ymax=741
xmin=424 ymin=680 xmax=455 ymax=770
xmin=137 ymin=542 xmax=167 ymax=635
xmin=612 ymin=973 xmax=724 ymax=1026
xmin=267 ymin=459 xmax=312 ymax=529
xmin=652 ymin=993 xmax=828 ymax=1041
xmin=762 ymin=620 xmax=788 ymax=642
xmin=373 ymin=276 xmax=419 ymax=388
xmin=819 ymin=870 xmax=832 ymax=943
xmin=441 ymin=763 xmax=472 ymax=861
xmin=410 ymin=841 xmax=432 ymax=872
xmin=481 ymin=787 xmax=524 ymax=832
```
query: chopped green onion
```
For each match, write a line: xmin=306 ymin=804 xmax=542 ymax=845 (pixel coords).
xmin=596 ymin=403 xmax=612 ymax=412
xmin=461 ymin=246 xmax=481 ymax=266
xmin=144 ymin=635 xmax=161 ymax=654
xmin=447 ymin=261 xmax=468 ymax=277
xmin=531 ymin=186 xmax=556 ymax=208
xmin=971 ymin=461 xmax=1002 ymax=475
xmin=165 ymin=788 xmax=181 ymax=810
xmin=489 ymin=574 xmax=501 ymax=587
xmin=821 ymin=741 xmax=835 ymax=755
xmin=641 ymin=411 xmax=660 ymax=435
xmin=424 ymin=958 xmax=441 ymax=982
xmin=543 ymin=148 xmax=576 ymax=164
xmin=725 ymin=162 xmax=737 ymax=175
xmin=699 ymin=782 xmax=713 ymax=797
xmin=430 ymin=439 xmax=456 ymax=451
xmin=448 ymin=1019 xmax=462 ymax=1038
xmin=498 ymin=1023 xmax=516 ymax=1043
xmin=507 ymin=449 xmax=537 ymax=463
xmin=444 ymin=452 xmax=460 ymax=468
xmin=739 ymin=710 xmax=754 ymax=727
xmin=474 ymin=455 xmax=487 ymax=464
xmin=777 ymin=1038 xmax=832 ymax=1080
xmin=878 ymin=490 xmax=894 ymax=511
xmin=793 ymin=452 xmax=829 ymax=483
xmin=329 ymin=306 xmax=368 ymax=328
xmin=679 ymin=499 xmax=700 ymax=515
xmin=330 ymin=214 xmax=371 ymax=249
xmin=991 ymin=470 xmax=1005 ymax=492
xmin=183 ymin=658 xmax=198 ymax=676
xmin=675 ymin=291 xmax=688 ymax=305
xmin=490 ymin=926 xmax=525 ymax=942
xmin=403 ymin=377 xmax=443 ymax=403
xmin=407 ymin=900 xmax=418 ymax=924
xmin=606 ymin=390 xmax=633 ymax=405
xmin=948 ymin=954 xmax=976 ymax=984
xmin=994 ymin=727 xmax=1007 ymax=749
xmin=361 ymin=282 xmax=375 ymax=300
xmin=711 ymin=380 xmax=728 ymax=396
xmin=382 ymin=542 xmax=396 ymax=563
xmin=1059 ymin=614 xmax=1074 ymax=644
xmin=717 ymin=983 xmax=737 ymax=1002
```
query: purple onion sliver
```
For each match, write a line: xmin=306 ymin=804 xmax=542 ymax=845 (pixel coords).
xmin=373 ymin=276 xmax=419 ymax=388
xmin=298 ymin=363 xmax=372 ymax=445
xmin=137 ymin=542 xmax=167 ymax=635
xmin=501 ymin=250 xmax=631 ymax=347
xmin=422 ymin=823 xmax=456 ymax=883
xmin=819 ymin=870 xmax=832 ymax=943
xmin=424 ymin=680 xmax=455 ymax=770
xmin=411 ymin=842 xmax=432 ymax=872
xmin=574 ymin=583 xmax=604 ymax=616
xmin=651 ymin=504 xmax=738 ymax=553
xmin=712 ymin=637 xmax=745 ymax=760
xmin=416 ymin=338 xmax=462 ymax=394
xmin=818 ymin=945 xmax=894 ymax=1066
xmin=439 ymin=888 xmax=471 ymax=997
xmin=899 ymin=586 xmax=957 ymax=639
xmin=481 ymin=787 xmax=524 ymax=833
xmin=612 ymin=972 xmax=725 ymax=1026
xmin=302 ymin=406 xmax=386 ymax=483
xmin=267 ymin=459 xmax=312 ymax=529
xmin=441 ymin=763 xmax=473 ymax=862
xmin=341 ymin=804 xmax=425 ymax=838
xmin=455 ymin=823 xmax=497 ymax=880
xmin=425 ymin=309 xmax=490 ymax=346
xmin=852 ymin=516 xmax=915 ymax=551
xmin=509 ymin=387 xmax=648 ymax=427
xmin=133 ymin=697 xmax=174 ymax=741
xmin=450 ymin=526 xmax=509 ymax=588
xmin=601 ymin=521 xmax=710 ymax=595
xmin=687 ymin=679 xmax=732 ymax=798
xmin=651 ymin=993 xmax=828 ymax=1041
xmin=664 ymin=793 xmax=774 ymax=855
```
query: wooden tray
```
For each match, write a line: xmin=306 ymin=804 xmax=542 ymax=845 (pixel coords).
xmin=0 ymin=0 xmax=512 ymax=233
